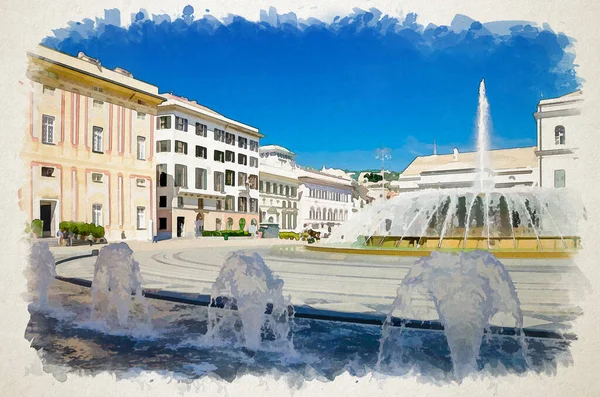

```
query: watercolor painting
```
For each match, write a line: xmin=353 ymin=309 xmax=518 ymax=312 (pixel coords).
xmin=16 ymin=1 xmax=595 ymax=390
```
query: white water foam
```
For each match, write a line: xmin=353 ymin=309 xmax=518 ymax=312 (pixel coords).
xmin=90 ymin=242 xmax=151 ymax=333
xmin=27 ymin=241 xmax=58 ymax=311
xmin=204 ymin=251 xmax=295 ymax=354
xmin=378 ymin=251 xmax=528 ymax=382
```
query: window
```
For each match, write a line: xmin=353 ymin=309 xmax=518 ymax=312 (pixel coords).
xmin=175 ymin=140 xmax=188 ymax=154
xmin=225 ymin=132 xmax=235 ymax=145
xmin=282 ymin=201 xmax=287 ymax=208
xmin=92 ymin=173 xmax=103 ymax=183
xmin=266 ymin=182 xmax=271 ymax=193
xmin=42 ymin=85 xmax=55 ymax=95
xmin=554 ymin=169 xmax=566 ymax=188
xmin=195 ymin=145 xmax=207 ymax=159
xmin=175 ymin=116 xmax=188 ymax=131
xmin=250 ymin=140 xmax=259 ymax=152
xmin=136 ymin=207 xmax=146 ymax=230
xmin=293 ymin=202 xmax=297 ymax=209
xmin=226 ymin=150 xmax=235 ymax=163
xmin=273 ymin=183 xmax=278 ymax=195
xmin=137 ymin=112 xmax=146 ymax=120
xmin=225 ymin=196 xmax=235 ymax=211
xmin=250 ymin=198 xmax=258 ymax=213
xmin=195 ymin=168 xmax=207 ymax=190
xmin=259 ymin=180 xmax=264 ymax=192
xmin=225 ymin=170 xmax=235 ymax=186
xmin=93 ymin=86 xmax=104 ymax=93
xmin=159 ymin=217 xmax=167 ymax=230
xmin=250 ymin=157 xmax=258 ymax=168
xmin=41 ymin=115 xmax=55 ymax=144
xmin=195 ymin=122 xmax=207 ymax=137
xmin=93 ymin=99 xmax=104 ymax=108
xmin=238 ymin=137 xmax=248 ymax=149
xmin=238 ymin=154 xmax=247 ymax=166
xmin=136 ymin=178 xmax=146 ymax=187
xmin=214 ymin=128 xmax=225 ymax=142
xmin=41 ymin=167 xmax=54 ymax=177
xmin=216 ymin=200 xmax=222 ymax=211
xmin=174 ymin=164 xmax=187 ymax=188
xmin=226 ymin=217 xmax=234 ymax=230
xmin=157 ymin=164 xmax=167 ymax=187
xmin=156 ymin=140 xmax=171 ymax=153
xmin=92 ymin=204 xmax=103 ymax=227
xmin=290 ymin=187 xmax=296 ymax=197
xmin=214 ymin=150 xmax=225 ymax=163
xmin=238 ymin=172 xmax=247 ymax=187
xmin=159 ymin=196 xmax=167 ymax=208
xmin=555 ymin=125 xmax=565 ymax=145
xmin=238 ymin=197 xmax=248 ymax=212
xmin=137 ymin=136 xmax=146 ymax=160
xmin=214 ymin=171 xmax=224 ymax=192
xmin=249 ymin=175 xmax=258 ymax=190
xmin=157 ymin=116 xmax=172 ymax=130
xmin=285 ymin=186 xmax=290 ymax=196
xmin=216 ymin=218 xmax=222 ymax=231
xmin=177 ymin=196 xmax=184 ymax=208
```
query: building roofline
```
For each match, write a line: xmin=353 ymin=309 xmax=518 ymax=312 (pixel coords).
xmin=30 ymin=45 xmax=165 ymax=103
xmin=158 ymin=98 xmax=263 ymax=138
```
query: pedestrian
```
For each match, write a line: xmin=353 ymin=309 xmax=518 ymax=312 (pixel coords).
xmin=67 ymin=230 xmax=74 ymax=246
xmin=194 ymin=219 xmax=201 ymax=238
xmin=57 ymin=229 xmax=63 ymax=246
xmin=152 ymin=234 xmax=158 ymax=243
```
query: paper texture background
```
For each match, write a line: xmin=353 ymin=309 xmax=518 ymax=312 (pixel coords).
xmin=1 ymin=0 xmax=599 ymax=395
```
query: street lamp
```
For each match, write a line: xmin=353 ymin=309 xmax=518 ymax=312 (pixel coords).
xmin=375 ymin=147 xmax=391 ymax=200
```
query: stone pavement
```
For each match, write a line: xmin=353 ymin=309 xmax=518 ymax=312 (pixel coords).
xmin=52 ymin=239 xmax=591 ymax=333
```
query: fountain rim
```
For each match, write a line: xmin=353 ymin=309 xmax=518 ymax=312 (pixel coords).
xmin=49 ymin=250 xmax=577 ymax=340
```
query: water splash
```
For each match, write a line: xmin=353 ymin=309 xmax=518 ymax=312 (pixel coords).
xmin=27 ymin=241 xmax=57 ymax=311
xmin=205 ymin=251 xmax=294 ymax=353
xmin=476 ymin=78 xmax=493 ymax=192
xmin=378 ymin=251 xmax=528 ymax=382
xmin=90 ymin=242 xmax=150 ymax=330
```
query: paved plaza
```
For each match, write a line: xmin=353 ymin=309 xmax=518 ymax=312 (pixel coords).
xmin=51 ymin=237 xmax=591 ymax=333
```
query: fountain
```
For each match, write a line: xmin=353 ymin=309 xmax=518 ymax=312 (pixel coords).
xmin=205 ymin=251 xmax=294 ymax=353
xmin=26 ymin=241 xmax=57 ymax=311
xmin=90 ymin=242 xmax=150 ymax=329
xmin=377 ymin=250 xmax=528 ymax=381
xmin=315 ymin=79 xmax=584 ymax=258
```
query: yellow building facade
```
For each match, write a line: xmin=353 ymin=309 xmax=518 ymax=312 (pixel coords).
xmin=20 ymin=45 xmax=165 ymax=241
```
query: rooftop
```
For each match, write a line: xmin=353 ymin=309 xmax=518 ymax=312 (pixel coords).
xmin=401 ymin=146 xmax=537 ymax=177
xmin=259 ymin=145 xmax=295 ymax=155
xmin=159 ymin=93 xmax=263 ymax=138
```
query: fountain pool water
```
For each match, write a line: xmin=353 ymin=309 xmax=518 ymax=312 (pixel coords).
xmin=205 ymin=251 xmax=294 ymax=353
xmin=378 ymin=250 xmax=528 ymax=381
xmin=90 ymin=242 xmax=150 ymax=331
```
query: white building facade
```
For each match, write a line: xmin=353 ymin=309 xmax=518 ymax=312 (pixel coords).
xmin=534 ymin=90 xmax=583 ymax=189
xmin=393 ymin=147 xmax=539 ymax=192
xmin=297 ymin=169 xmax=354 ymax=235
xmin=155 ymin=94 xmax=261 ymax=239
xmin=258 ymin=145 xmax=300 ymax=231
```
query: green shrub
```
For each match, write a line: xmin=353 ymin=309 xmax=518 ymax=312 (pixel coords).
xmin=91 ymin=225 xmax=105 ymax=239
xmin=202 ymin=230 xmax=250 ymax=237
xmin=31 ymin=219 xmax=43 ymax=236
xmin=239 ymin=218 xmax=246 ymax=230
xmin=279 ymin=232 xmax=300 ymax=240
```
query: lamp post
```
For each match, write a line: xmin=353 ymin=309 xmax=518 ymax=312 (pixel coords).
xmin=375 ymin=147 xmax=391 ymax=200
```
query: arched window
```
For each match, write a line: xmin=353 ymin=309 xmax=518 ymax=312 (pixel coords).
xmin=333 ymin=209 xmax=338 ymax=221
xmin=309 ymin=207 xmax=315 ymax=219
xmin=226 ymin=217 xmax=234 ymax=230
xmin=555 ymin=125 xmax=565 ymax=145
xmin=251 ymin=218 xmax=257 ymax=226
xmin=328 ymin=209 xmax=333 ymax=220
xmin=316 ymin=208 xmax=321 ymax=220
xmin=282 ymin=201 xmax=287 ymax=208
xmin=215 ymin=218 xmax=222 ymax=231
xmin=345 ymin=210 xmax=348 ymax=221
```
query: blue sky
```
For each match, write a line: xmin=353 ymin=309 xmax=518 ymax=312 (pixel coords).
xmin=43 ymin=6 xmax=579 ymax=172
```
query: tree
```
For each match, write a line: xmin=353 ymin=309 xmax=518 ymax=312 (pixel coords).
xmin=364 ymin=172 xmax=383 ymax=183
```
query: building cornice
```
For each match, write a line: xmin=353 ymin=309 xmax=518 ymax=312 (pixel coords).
xmin=533 ymin=108 xmax=582 ymax=120
xmin=535 ymin=148 xmax=577 ymax=157
xmin=27 ymin=52 xmax=165 ymax=106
